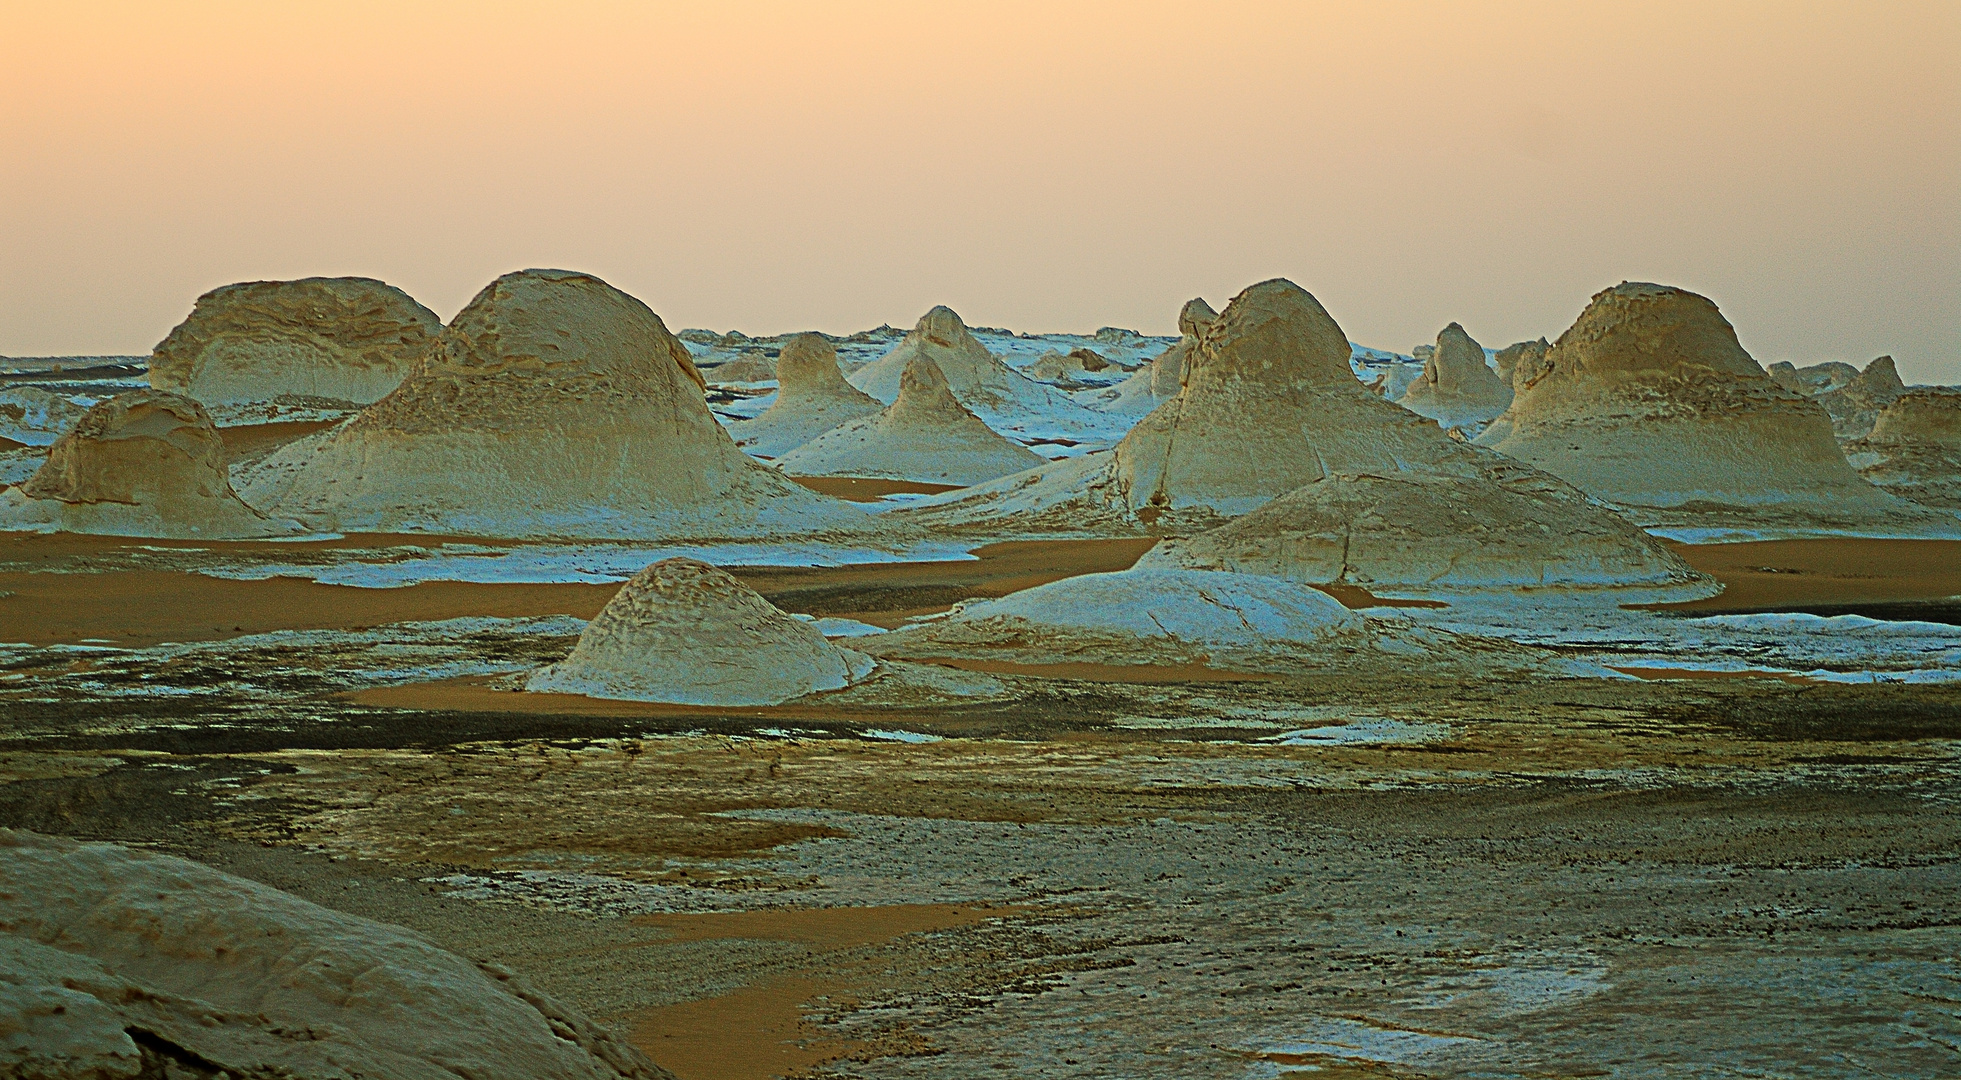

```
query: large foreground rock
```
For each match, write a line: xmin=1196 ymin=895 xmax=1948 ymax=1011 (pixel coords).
xmin=725 ymin=333 xmax=882 ymax=457
xmin=149 ymin=277 xmax=441 ymax=416
xmin=0 ymin=829 xmax=670 ymax=1080
xmin=1141 ymin=458 xmax=1716 ymax=599
xmin=0 ymin=390 xmax=301 ymax=538
xmin=1476 ymin=282 xmax=1950 ymax=537
xmin=239 ymin=270 xmax=874 ymax=540
xmin=776 ymin=356 xmax=1044 ymax=485
xmin=528 ymin=557 xmax=876 ymax=705
xmin=1397 ymin=322 xmax=1512 ymax=430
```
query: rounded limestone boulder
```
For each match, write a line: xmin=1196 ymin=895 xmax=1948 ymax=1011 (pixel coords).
xmin=149 ymin=276 xmax=442 ymax=413
xmin=527 ymin=558 xmax=876 ymax=705
xmin=0 ymin=389 xmax=302 ymax=538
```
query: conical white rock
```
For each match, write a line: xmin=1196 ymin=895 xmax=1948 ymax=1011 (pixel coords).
xmin=1476 ymin=282 xmax=1949 ymax=535
xmin=900 ymin=279 xmax=1501 ymax=538
xmin=725 ymin=333 xmax=883 ymax=458
xmin=527 ymin=558 xmax=875 ymax=705
xmin=1397 ymin=322 xmax=1512 ymax=429
xmin=847 ymin=305 xmax=1087 ymax=428
xmin=1141 ymin=458 xmax=1716 ymax=598
xmin=775 ymin=356 xmax=1045 ymax=485
xmin=0 ymin=390 xmax=301 ymax=538
xmin=148 ymin=277 xmax=442 ymax=416
xmin=0 ymin=829 xmax=669 ymax=1080
xmin=1095 ymin=298 xmax=1215 ymax=415
xmin=238 ymin=270 xmax=874 ymax=540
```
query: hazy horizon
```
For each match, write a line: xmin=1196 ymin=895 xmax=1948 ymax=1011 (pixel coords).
xmin=3 ymin=1 xmax=1956 ymax=380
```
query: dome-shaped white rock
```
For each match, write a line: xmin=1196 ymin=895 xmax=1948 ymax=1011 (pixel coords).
xmin=1397 ymin=322 xmax=1512 ymax=430
xmin=527 ymin=558 xmax=876 ymax=705
xmin=725 ymin=333 xmax=883 ymax=458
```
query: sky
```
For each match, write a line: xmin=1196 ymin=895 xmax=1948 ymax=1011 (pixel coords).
xmin=2 ymin=1 xmax=1956 ymax=380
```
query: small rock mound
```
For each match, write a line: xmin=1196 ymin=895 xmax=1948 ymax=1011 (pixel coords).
xmin=776 ymin=356 xmax=1045 ymax=485
xmin=527 ymin=558 xmax=875 ymax=705
xmin=1397 ymin=323 xmax=1513 ymax=429
xmin=726 ymin=333 xmax=882 ymax=457
xmin=238 ymin=269 xmax=872 ymax=540
xmin=0 ymin=390 xmax=300 ymax=538
xmin=0 ymin=387 xmax=89 ymax=447
xmin=847 ymin=305 xmax=1084 ymax=427
xmin=1030 ymin=347 xmax=1114 ymax=384
xmin=1477 ymin=282 xmax=1944 ymax=535
xmin=0 ymin=829 xmax=671 ymax=1080
xmin=1142 ymin=461 xmax=1715 ymax=598
xmin=1095 ymin=298 xmax=1216 ymax=415
xmin=703 ymin=351 xmax=777 ymax=384
xmin=1842 ymin=389 xmax=1961 ymax=509
xmin=1493 ymin=338 xmax=1549 ymax=391
xmin=864 ymin=568 xmax=1365 ymax=672
xmin=148 ymin=277 xmax=441 ymax=418
xmin=1815 ymin=355 xmax=1907 ymax=440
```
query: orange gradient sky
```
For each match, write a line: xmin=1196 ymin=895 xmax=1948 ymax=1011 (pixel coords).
xmin=2 ymin=1 xmax=1956 ymax=379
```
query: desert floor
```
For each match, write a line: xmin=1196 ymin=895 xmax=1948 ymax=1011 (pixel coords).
xmin=2 ymin=533 xmax=1957 ymax=1078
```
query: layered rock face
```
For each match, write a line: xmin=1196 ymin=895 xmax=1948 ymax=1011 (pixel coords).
xmin=1494 ymin=338 xmax=1549 ymax=390
xmin=0 ymin=390 xmax=299 ymax=538
xmin=776 ymin=356 xmax=1045 ymax=485
xmin=1140 ymin=458 xmax=1715 ymax=598
xmin=848 ymin=305 xmax=1081 ymax=425
xmin=1843 ymin=389 xmax=1961 ymax=509
xmin=148 ymin=277 xmax=441 ymax=414
xmin=725 ymin=333 xmax=882 ymax=458
xmin=1476 ymin=282 xmax=1943 ymax=534
xmin=238 ymin=270 xmax=871 ymax=540
xmin=527 ymin=558 xmax=875 ymax=705
xmin=1095 ymin=297 xmax=1216 ymax=415
xmin=1397 ymin=322 xmax=1512 ymax=429
xmin=0 ymin=829 xmax=670 ymax=1080
xmin=1815 ymin=355 xmax=1906 ymax=440
xmin=900 ymin=279 xmax=1505 ymax=537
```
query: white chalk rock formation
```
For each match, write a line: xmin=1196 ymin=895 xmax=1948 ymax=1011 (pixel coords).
xmin=703 ymin=351 xmax=777 ymax=384
xmin=148 ymin=277 xmax=441 ymax=417
xmin=1397 ymin=323 xmax=1512 ymax=430
xmin=1766 ymin=360 xmax=1859 ymax=395
xmin=0 ymin=390 xmax=301 ymax=538
xmin=848 ymin=305 xmax=1085 ymax=428
xmin=901 ymin=279 xmax=1499 ymax=537
xmin=0 ymin=387 xmax=89 ymax=446
xmin=1843 ymin=389 xmax=1961 ymax=510
xmin=527 ymin=558 xmax=875 ymax=705
xmin=725 ymin=333 xmax=883 ymax=458
xmin=238 ymin=270 xmax=873 ymax=540
xmin=1815 ymin=355 xmax=1907 ymax=440
xmin=1475 ymin=282 xmax=1949 ymax=535
xmin=1493 ymin=338 xmax=1549 ymax=390
xmin=1095 ymin=298 xmax=1217 ymax=415
xmin=1030 ymin=347 xmax=1113 ymax=384
xmin=865 ymin=568 xmax=1365 ymax=671
xmin=1141 ymin=459 xmax=1716 ymax=599
xmin=0 ymin=829 xmax=670 ymax=1080
xmin=775 ymin=356 xmax=1045 ymax=485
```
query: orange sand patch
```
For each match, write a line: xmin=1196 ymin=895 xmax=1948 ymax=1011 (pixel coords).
xmin=787 ymin=476 xmax=962 ymax=502
xmin=0 ymin=436 xmax=27 ymax=452
xmin=1312 ymin=583 xmax=1450 ymax=610
xmin=1610 ymin=666 xmax=1821 ymax=685
xmin=906 ymin=656 xmax=1280 ymax=683
xmin=1657 ymin=538 xmax=1961 ymax=611
xmin=216 ymin=418 xmax=340 ymax=464
xmin=0 ymin=535 xmax=1157 ymax=647
xmin=626 ymin=904 xmax=1014 ymax=1080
